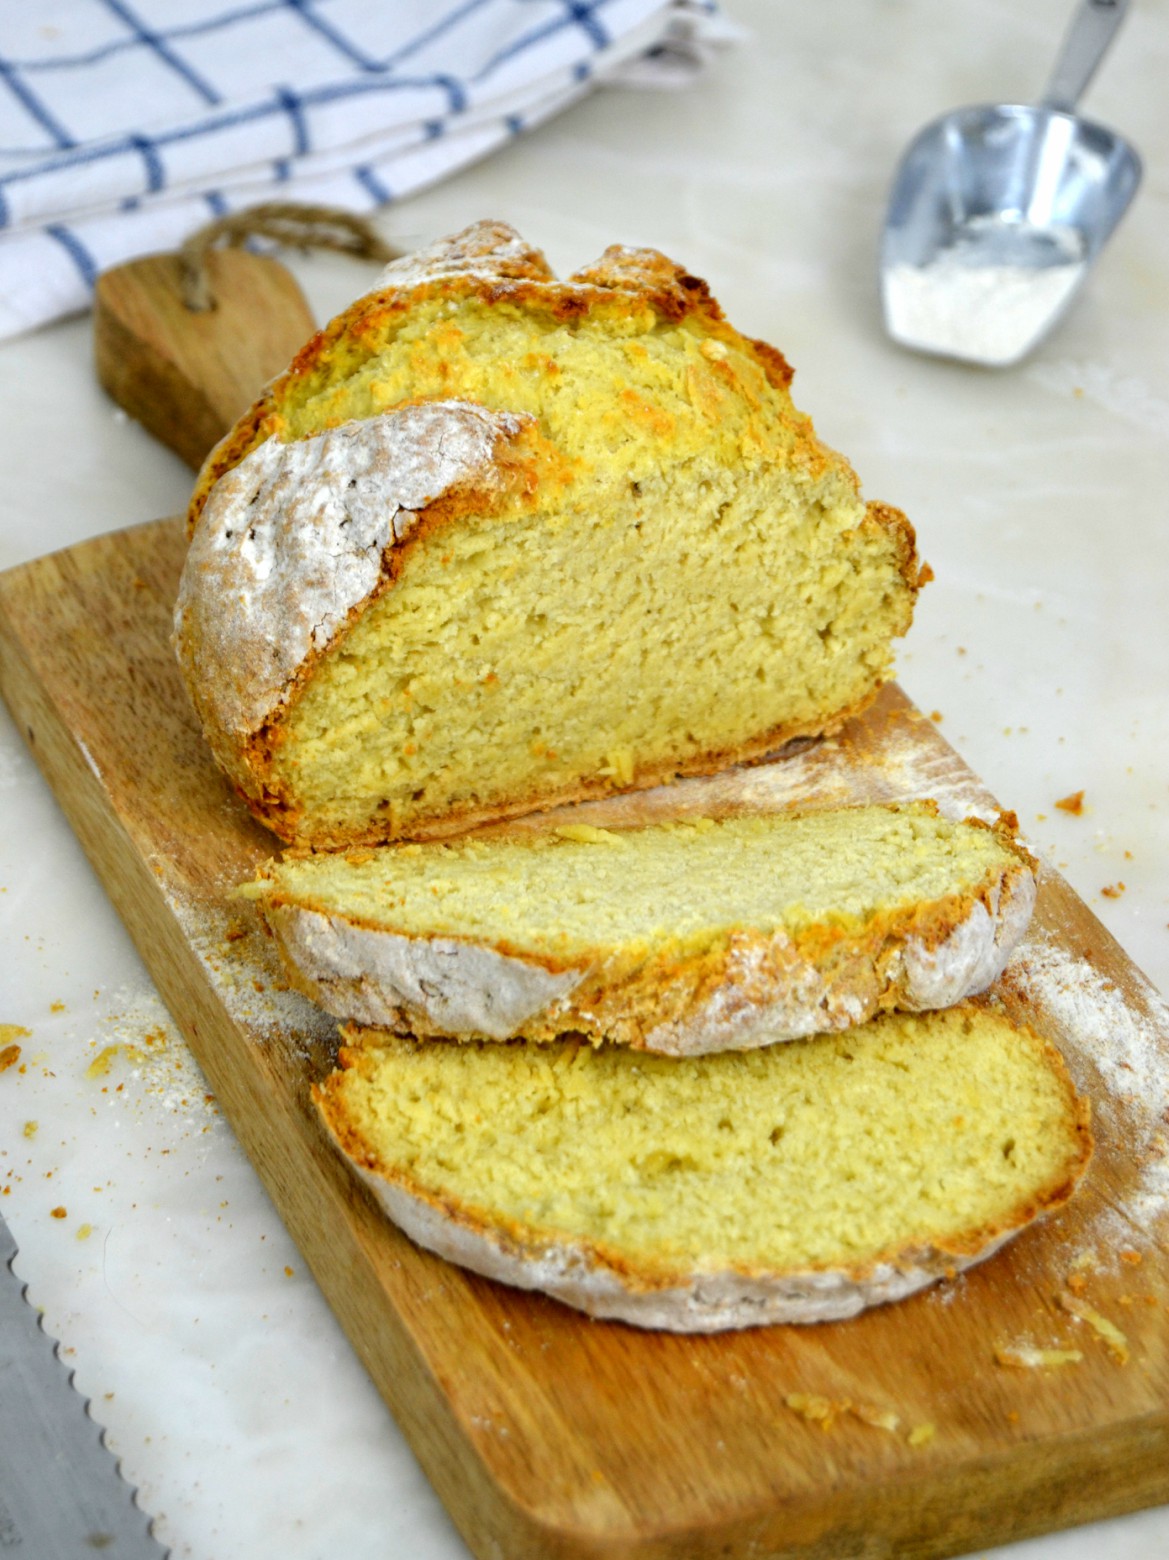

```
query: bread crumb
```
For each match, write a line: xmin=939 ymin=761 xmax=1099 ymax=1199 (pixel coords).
xmin=1100 ymin=883 xmax=1126 ymax=899
xmin=86 ymin=1044 xmax=138 ymax=1079
xmin=1 ymin=1025 xmax=32 ymax=1072
xmin=50 ymin=1206 xmax=67 ymax=1219
xmin=930 ymin=710 xmax=943 ymax=723
xmin=554 ymin=824 xmax=623 ymax=845
xmin=1055 ymin=790 xmax=1085 ymax=815
xmin=50 ymin=1000 xmax=66 ymax=1013
xmin=784 ymin=1393 xmax=842 ymax=1430
xmin=76 ymin=1224 xmax=93 ymax=1241
xmin=21 ymin=1121 xmax=36 ymax=1139
xmin=995 ymin=1342 xmax=1082 ymax=1369
xmin=784 ymin=1393 xmax=900 ymax=1433
xmin=907 ymin=1423 xmax=935 ymax=1447
xmin=1058 ymin=1293 xmax=1129 ymax=1362
xmin=851 ymin=1401 xmax=900 ymax=1432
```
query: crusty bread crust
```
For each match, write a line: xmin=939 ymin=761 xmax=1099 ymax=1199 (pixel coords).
xmin=176 ymin=221 xmax=925 ymax=849
xmin=174 ymin=399 xmax=551 ymax=814
xmin=185 ymin=221 xmax=797 ymax=539
xmin=260 ymin=811 xmax=1037 ymax=1052
xmin=313 ymin=1017 xmax=1092 ymax=1332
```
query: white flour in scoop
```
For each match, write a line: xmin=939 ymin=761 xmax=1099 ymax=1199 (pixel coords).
xmin=884 ymin=256 xmax=1084 ymax=365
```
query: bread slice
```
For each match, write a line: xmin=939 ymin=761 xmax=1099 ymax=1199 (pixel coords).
xmin=249 ymin=803 xmax=1036 ymax=1053
xmin=315 ymin=1007 xmax=1091 ymax=1331
xmin=174 ymin=220 xmax=924 ymax=849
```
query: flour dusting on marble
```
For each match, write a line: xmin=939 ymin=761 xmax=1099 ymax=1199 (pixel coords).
xmin=89 ymin=983 xmax=215 ymax=1127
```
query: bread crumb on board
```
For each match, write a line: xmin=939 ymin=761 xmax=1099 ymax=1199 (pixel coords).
xmin=784 ymin=1394 xmax=900 ymax=1434
xmin=995 ymin=1342 xmax=1083 ymax=1369
xmin=1058 ymin=1293 xmax=1130 ymax=1363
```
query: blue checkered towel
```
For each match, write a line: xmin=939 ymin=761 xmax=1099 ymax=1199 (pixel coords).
xmin=0 ymin=0 xmax=733 ymax=340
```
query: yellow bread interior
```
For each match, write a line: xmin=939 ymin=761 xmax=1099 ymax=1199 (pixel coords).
xmin=318 ymin=1008 xmax=1090 ymax=1278
xmin=261 ymin=805 xmax=1023 ymax=966
xmin=222 ymin=277 xmax=917 ymax=845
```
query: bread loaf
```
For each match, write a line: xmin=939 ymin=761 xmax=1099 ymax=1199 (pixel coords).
xmin=315 ymin=1007 xmax=1091 ymax=1331
xmin=175 ymin=221 xmax=924 ymax=848
xmin=251 ymin=803 xmax=1036 ymax=1053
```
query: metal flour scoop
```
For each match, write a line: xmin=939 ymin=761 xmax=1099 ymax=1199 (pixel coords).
xmin=880 ymin=0 xmax=1141 ymax=367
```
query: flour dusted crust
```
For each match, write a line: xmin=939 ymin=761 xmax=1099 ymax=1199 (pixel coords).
xmin=174 ymin=400 xmax=539 ymax=798
xmin=260 ymin=821 xmax=1037 ymax=1053
xmin=357 ymin=1166 xmax=999 ymax=1331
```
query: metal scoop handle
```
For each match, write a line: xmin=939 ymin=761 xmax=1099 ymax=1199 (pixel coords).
xmin=1043 ymin=0 xmax=1130 ymax=112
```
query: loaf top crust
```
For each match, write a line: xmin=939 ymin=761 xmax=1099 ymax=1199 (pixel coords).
xmin=175 ymin=399 xmax=537 ymax=744
xmin=185 ymin=218 xmax=805 ymax=538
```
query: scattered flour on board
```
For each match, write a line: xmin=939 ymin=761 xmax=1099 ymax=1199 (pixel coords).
xmin=1006 ymin=927 xmax=1169 ymax=1254
xmin=161 ymin=880 xmax=336 ymax=1059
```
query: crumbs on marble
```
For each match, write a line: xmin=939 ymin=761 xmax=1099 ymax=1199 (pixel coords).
xmin=1100 ymin=883 xmax=1126 ymax=899
xmin=1 ymin=1024 xmax=32 ymax=1072
xmin=1055 ymin=790 xmax=1085 ymax=816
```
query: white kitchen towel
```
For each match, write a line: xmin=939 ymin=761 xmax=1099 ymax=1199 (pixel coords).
xmin=0 ymin=0 xmax=733 ymax=340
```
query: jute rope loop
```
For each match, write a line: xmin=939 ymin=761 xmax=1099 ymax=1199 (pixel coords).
xmin=179 ymin=202 xmax=401 ymax=311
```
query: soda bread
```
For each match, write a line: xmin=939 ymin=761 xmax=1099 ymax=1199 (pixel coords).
xmin=315 ymin=1007 xmax=1091 ymax=1331
xmin=250 ymin=803 xmax=1037 ymax=1053
xmin=175 ymin=221 xmax=925 ymax=848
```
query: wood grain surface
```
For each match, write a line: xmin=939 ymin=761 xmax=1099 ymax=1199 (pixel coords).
xmin=2 ymin=516 xmax=1168 ymax=1560
xmin=94 ymin=249 xmax=315 ymax=468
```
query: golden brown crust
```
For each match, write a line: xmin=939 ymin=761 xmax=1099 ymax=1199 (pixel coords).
xmin=186 ymin=223 xmax=798 ymax=538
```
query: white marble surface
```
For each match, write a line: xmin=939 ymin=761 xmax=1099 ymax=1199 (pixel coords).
xmin=1 ymin=2 xmax=1167 ymax=1556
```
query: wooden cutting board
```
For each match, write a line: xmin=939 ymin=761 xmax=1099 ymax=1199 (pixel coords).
xmin=2 ymin=515 xmax=1169 ymax=1560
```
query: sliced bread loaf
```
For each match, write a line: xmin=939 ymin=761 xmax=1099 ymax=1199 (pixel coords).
xmin=175 ymin=220 xmax=924 ymax=849
xmin=315 ymin=1007 xmax=1091 ymax=1331
xmin=250 ymin=803 xmax=1036 ymax=1053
